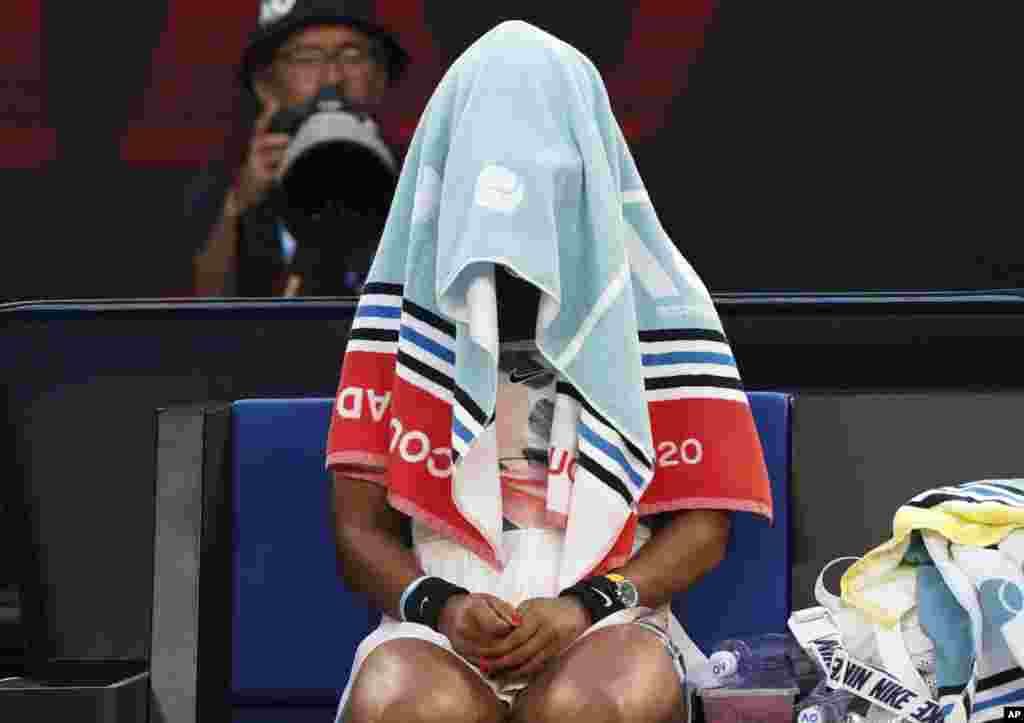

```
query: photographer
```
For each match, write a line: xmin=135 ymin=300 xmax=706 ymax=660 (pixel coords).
xmin=188 ymin=0 xmax=409 ymax=297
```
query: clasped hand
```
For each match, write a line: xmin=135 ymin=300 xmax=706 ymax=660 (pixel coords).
xmin=438 ymin=593 xmax=590 ymax=685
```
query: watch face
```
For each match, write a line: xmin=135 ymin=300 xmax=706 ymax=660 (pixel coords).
xmin=617 ymin=579 xmax=639 ymax=608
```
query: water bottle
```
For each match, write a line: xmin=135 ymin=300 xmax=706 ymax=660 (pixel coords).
xmin=707 ymin=633 xmax=803 ymax=687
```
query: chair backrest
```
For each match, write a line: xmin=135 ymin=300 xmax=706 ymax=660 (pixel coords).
xmin=673 ymin=391 xmax=793 ymax=654
xmin=231 ymin=398 xmax=379 ymax=705
xmin=230 ymin=392 xmax=792 ymax=700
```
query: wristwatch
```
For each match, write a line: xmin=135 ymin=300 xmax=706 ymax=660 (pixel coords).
xmin=604 ymin=573 xmax=639 ymax=608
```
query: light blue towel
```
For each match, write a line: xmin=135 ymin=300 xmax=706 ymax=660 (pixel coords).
xmin=347 ymin=20 xmax=770 ymax=588
xmin=372 ymin=19 xmax=723 ymax=435
xmin=917 ymin=565 xmax=975 ymax=690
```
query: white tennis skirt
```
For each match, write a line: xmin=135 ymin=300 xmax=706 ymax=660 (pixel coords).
xmin=334 ymin=521 xmax=708 ymax=721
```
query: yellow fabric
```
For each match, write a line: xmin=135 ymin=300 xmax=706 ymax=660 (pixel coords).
xmin=841 ymin=498 xmax=1024 ymax=627
xmin=895 ymin=501 xmax=1024 ymax=541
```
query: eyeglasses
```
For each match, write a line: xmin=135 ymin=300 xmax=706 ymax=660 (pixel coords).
xmin=277 ymin=44 xmax=378 ymax=72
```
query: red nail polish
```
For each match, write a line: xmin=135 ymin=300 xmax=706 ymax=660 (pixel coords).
xmin=479 ymin=660 xmax=489 ymax=672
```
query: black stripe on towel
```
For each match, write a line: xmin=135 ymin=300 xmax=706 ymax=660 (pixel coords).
xmin=645 ymin=374 xmax=745 ymax=391
xmin=976 ymin=666 xmax=1024 ymax=693
xmin=349 ymin=328 xmax=399 ymax=343
xmin=397 ymin=351 xmax=453 ymax=391
xmin=556 ymin=382 xmax=651 ymax=470
xmin=905 ymin=493 xmax=1011 ymax=510
xmin=453 ymin=385 xmax=488 ymax=427
xmin=577 ymin=452 xmax=633 ymax=508
xmin=402 ymin=299 xmax=457 ymax=338
xmin=638 ymin=329 xmax=728 ymax=344
xmin=361 ymin=282 xmax=404 ymax=296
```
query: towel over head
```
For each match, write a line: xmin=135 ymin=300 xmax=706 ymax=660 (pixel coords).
xmin=327 ymin=20 xmax=773 ymax=590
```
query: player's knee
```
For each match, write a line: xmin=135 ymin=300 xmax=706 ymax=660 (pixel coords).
xmin=518 ymin=625 xmax=684 ymax=723
xmin=346 ymin=671 xmax=487 ymax=723
xmin=344 ymin=640 xmax=502 ymax=723
xmin=520 ymin=676 xmax=621 ymax=723
xmin=527 ymin=675 xmax=677 ymax=723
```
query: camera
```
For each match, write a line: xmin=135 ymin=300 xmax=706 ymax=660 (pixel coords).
xmin=266 ymin=87 xmax=397 ymax=292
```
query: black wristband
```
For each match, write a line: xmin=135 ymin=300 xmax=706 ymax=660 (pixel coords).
xmin=559 ymin=576 xmax=624 ymax=626
xmin=402 ymin=577 xmax=469 ymax=632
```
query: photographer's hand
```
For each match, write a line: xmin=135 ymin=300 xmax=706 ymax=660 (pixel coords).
xmin=234 ymin=95 xmax=290 ymax=213
xmin=283 ymin=274 xmax=303 ymax=297
xmin=194 ymin=94 xmax=287 ymax=296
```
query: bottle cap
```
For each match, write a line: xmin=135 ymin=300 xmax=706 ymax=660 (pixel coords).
xmin=797 ymin=705 xmax=824 ymax=723
xmin=709 ymin=650 xmax=739 ymax=678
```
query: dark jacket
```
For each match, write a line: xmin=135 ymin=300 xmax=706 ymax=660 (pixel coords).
xmin=184 ymin=161 xmax=384 ymax=296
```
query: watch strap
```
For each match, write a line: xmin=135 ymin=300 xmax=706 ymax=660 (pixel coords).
xmin=560 ymin=575 xmax=626 ymax=625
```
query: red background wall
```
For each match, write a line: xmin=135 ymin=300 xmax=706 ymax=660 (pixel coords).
xmin=3 ymin=0 xmax=715 ymax=167
xmin=0 ymin=1 xmax=1013 ymax=300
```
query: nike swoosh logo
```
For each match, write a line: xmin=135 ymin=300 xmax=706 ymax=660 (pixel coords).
xmin=592 ymin=588 xmax=614 ymax=608
xmin=419 ymin=596 xmax=430 ymax=616
xmin=509 ymin=367 xmax=549 ymax=384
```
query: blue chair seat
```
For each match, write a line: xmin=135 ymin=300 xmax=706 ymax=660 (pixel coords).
xmin=672 ymin=392 xmax=792 ymax=654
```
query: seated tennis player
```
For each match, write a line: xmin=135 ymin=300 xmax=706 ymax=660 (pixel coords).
xmin=325 ymin=20 xmax=773 ymax=723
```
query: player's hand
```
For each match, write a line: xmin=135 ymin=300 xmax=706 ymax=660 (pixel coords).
xmin=234 ymin=94 xmax=290 ymax=214
xmin=436 ymin=593 xmax=521 ymax=664
xmin=478 ymin=596 xmax=590 ymax=684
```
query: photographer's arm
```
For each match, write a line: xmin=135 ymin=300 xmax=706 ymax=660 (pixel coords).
xmin=193 ymin=90 xmax=288 ymax=297
xmin=193 ymin=188 xmax=242 ymax=296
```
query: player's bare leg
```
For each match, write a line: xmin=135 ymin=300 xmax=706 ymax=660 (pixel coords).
xmin=508 ymin=623 xmax=685 ymax=723
xmin=342 ymin=638 xmax=508 ymax=723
